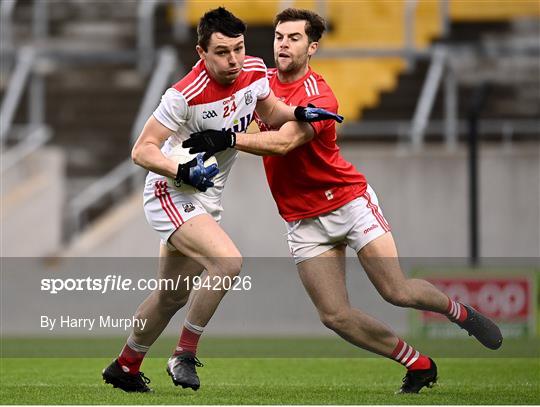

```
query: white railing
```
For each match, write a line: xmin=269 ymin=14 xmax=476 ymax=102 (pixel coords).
xmin=340 ymin=119 xmax=540 ymax=139
xmin=410 ymin=47 xmax=448 ymax=148
xmin=131 ymin=46 xmax=180 ymax=143
xmin=65 ymin=158 xmax=141 ymax=235
xmin=0 ymin=46 xmax=36 ymax=145
xmin=137 ymin=0 xmax=186 ymax=75
xmin=137 ymin=0 xmax=163 ymax=75
xmin=66 ymin=47 xmax=179 ymax=237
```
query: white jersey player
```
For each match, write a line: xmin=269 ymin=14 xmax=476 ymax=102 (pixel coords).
xmin=144 ymin=55 xmax=270 ymax=234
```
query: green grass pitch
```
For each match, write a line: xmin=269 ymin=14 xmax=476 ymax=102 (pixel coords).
xmin=1 ymin=357 xmax=539 ymax=404
xmin=1 ymin=337 xmax=539 ymax=404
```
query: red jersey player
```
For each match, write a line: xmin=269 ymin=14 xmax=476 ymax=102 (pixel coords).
xmin=184 ymin=8 xmax=503 ymax=394
xmin=102 ymin=7 xmax=342 ymax=393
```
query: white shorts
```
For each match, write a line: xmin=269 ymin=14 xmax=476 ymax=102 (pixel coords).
xmin=286 ymin=184 xmax=391 ymax=264
xmin=143 ymin=179 xmax=221 ymax=246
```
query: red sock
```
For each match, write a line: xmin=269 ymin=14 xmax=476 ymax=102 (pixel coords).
xmin=391 ymin=338 xmax=431 ymax=371
xmin=117 ymin=340 xmax=148 ymax=375
xmin=446 ymin=297 xmax=468 ymax=322
xmin=174 ymin=321 xmax=203 ymax=356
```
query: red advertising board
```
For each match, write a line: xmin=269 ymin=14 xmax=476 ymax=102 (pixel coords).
xmin=423 ymin=277 xmax=530 ymax=321
xmin=413 ymin=273 xmax=536 ymax=338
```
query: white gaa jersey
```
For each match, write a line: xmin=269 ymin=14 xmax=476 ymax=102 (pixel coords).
xmin=146 ymin=56 xmax=270 ymax=216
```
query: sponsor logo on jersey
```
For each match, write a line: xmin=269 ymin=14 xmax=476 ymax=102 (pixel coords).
xmin=222 ymin=95 xmax=235 ymax=105
xmin=202 ymin=110 xmax=218 ymax=119
xmin=364 ymin=224 xmax=379 ymax=234
xmin=325 ymin=190 xmax=334 ymax=200
xmin=222 ymin=113 xmax=252 ymax=134
xmin=244 ymin=90 xmax=253 ymax=105
xmin=182 ymin=203 xmax=196 ymax=213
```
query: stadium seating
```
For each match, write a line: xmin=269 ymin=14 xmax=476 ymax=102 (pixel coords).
xmin=183 ymin=0 xmax=539 ymax=121
xmin=183 ymin=1 xmax=441 ymax=120
xmin=360 ymin=19 xmax=540 ymax=141
xmin=5 ymin=1 xmax=145 ymax=194
xmin=310 ymin=58 xmax=406 ymax=120
xmin=450 ymin=0 xmax=540 ymax=21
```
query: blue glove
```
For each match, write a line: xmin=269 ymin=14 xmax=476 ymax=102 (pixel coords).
xmin=175 ymin=153 xmax=219 ymax=192
xmin=294 ymin=103 xmax=344 ymax=123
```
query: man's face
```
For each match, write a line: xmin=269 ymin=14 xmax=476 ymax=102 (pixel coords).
xmin=197 ymin=33 xmax=245 ymax=85
xmin=274 ymin=20 xmax=317 ymax=74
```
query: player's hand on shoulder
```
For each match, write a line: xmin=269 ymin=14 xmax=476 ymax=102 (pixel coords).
xmin=175 ymin=153 xmax=219 ymax=192
xmin=294 ymin=103 xmax=344 ymax=123
xmin=182 ymin=129 xmax=236 ymax=156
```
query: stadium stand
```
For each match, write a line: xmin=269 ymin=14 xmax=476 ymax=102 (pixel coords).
xmin=6 ymin=1 xmax=144 ymax=195
xmin=359 ymin=21 xmax=540 ymax=141
xmin=175 ymin=0 xmax=539 ymax=126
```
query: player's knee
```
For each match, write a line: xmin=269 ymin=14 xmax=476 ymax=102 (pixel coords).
xmin=380 ymin=286 xmax=412 ymax=308
xmin=320 ymin=308 xmax=352 ymax=331
xmin=209 ymin=256 xmax=243 ymax=278
xmin=156 ymin=292 xmax=188 ymax=313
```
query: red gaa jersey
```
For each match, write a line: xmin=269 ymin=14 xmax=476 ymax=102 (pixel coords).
xmin=257 ymin=67 xmax=367 ymax=222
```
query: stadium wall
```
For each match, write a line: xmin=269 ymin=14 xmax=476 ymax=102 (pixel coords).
xmin=66 ymin=142 xmax=540 ymax=258
xmin=1 ymin=148 xmax=65 ymax=257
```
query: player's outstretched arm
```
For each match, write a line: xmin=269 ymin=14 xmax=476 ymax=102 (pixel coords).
xmin=132 ymin=116 xmax=178 ymax=178
xmin=183 ymin=121 xmax=314 ymax=157
xmin=236 ymin=121 xmax=315 ymax=156
xmin=255 ymin=91 xmax=343 ymax=128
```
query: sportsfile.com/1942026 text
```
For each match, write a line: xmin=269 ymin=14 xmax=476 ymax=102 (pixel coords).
xmin=40 ymin=274 xmax=252 ymax=294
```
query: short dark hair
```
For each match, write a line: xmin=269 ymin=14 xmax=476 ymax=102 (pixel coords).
xmin=197 ymin=7 xmax=247 ymax=51
xmin=274 ymin=8 xmax=326 ymax=43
